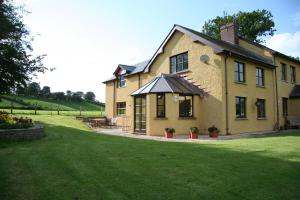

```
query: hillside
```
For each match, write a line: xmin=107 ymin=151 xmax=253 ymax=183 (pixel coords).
xmin=0 ymin=95 xmax=104 ymax=111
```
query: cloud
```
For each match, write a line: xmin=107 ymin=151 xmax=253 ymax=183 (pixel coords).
xmin=265 ymin=32 xmax=300 ymax=58
xmin=293 ymin=11 xmax=300 ymax=27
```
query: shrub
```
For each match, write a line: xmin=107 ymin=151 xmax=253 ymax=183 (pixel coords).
xmin=165 ymin=128 xmax=175 ymax=133
xmin=0 ymin=112 xmax=33 ymax=129
xmin=208 ymin=125 xmax=220 ymax=133
xmin=0 ymin=111 xmax=12 ymax=124
xmin=190 ymin=127 xmax=199 ymax=134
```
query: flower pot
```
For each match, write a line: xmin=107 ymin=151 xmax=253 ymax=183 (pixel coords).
xmin=165 ymin=132 xmax=173 ymax=138
xmin=190 ymin=132 xmax=198 ymax=139
xmin=209 ymin=131 xmax=218 ymax=138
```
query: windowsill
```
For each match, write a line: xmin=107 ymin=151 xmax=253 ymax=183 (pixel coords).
xmin=178 ymin=117 xmax=197 ymax=120
xmin=175 ymin=69 xmax=190 ymax=74
xmin=257 ymin=117 xmax=267 ymax=120
xmin=153 ymin=117 xmax=168 ymax=120
xmin=256 ymin=85 xmax=265 ymax=88
xmin=235 ymin=117 xmax=248 ymax=120
xmin=234 ymin=81 xmax=247 ymax=85
xmin=281 ymin=80 xmax=288 ymax=83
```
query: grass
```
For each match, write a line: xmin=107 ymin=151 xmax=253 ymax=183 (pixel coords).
xmin=0 ymin=115 xmax=299 ymax=200
xmin=0 ymin=109 xmax=104 ymax=116
xmin=0 ymin=95 xmax=104 ymax=111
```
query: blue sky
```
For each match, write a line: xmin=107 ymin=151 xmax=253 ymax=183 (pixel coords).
xmin=18 ymin=0 xmax=300 ymax=101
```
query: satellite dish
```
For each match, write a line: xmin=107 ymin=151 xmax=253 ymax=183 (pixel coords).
xmin=200 ymin=54 xmax=209 ymax=64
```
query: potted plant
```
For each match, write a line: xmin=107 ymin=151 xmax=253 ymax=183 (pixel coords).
xmin=208 ymin=125 xmax=219 ymax=138
xmin=164 ymin=128 xmax=175 ymax=138
xmin=190 ymin=127 xmax=199 ymax=139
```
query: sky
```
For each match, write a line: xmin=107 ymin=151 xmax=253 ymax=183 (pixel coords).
xmin=16 ymin=0 xmax=300 ymax=102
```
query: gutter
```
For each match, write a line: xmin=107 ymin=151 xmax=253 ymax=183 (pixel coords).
xmin=224 ymin=54 xmax=229 ymax=135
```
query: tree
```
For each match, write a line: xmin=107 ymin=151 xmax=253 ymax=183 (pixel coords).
xmin=202 ymin=10 xmax=276 ymax=43
xmin=72 ymin=91 xmax=84 ymax=101
xmin=66 ymin=90 xmax=73 ymax=101
xmin=0 ymin=1 xmax=46 ymax=94
xmin=41 ymin=86 xmax=51 ymax=98
xmin=27 ymin=82 xmax=40 ymax=96
xmin=84 ymin=91 xmax=96 ymax=101
xmin=52 ymin=92 xmax=65 ymax=100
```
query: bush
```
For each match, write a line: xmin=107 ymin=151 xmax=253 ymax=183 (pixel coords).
xmin=0 ymin=111 xmax=12 ymax=123
xmin=208 ymin=125 xmax=220 ymax=133
xmin=0 ymin=112 xmax=33 ymax=129
xmin=165 ymin=128 xmax=175 ymax=133
xmin=190 ymin=127 xmax=199 ymax=134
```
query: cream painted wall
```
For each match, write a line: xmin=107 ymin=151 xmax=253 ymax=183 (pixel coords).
xmin=275 ymin=58 xmax=300 ymax=126
xmin=147 ymin=93 xmax=202 ymax=136
xmin=140 ymin=31 xmax=225 ymax=134
xmin=226 ymin=57 xmax=276 ymax=134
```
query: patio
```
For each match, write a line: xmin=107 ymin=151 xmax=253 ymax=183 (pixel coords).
xmin=91 ymin=126 xmax=298 ymax=142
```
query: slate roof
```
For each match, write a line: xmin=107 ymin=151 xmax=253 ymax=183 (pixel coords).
xmin=174 ymin=25 xmax=275 ymax=67
xmin=131 ymin=74 xmax=206 ymax=96
xmin=103 ymin=60 xmax=149 ymax=83
xmin=290 ymin=85 xmax=300 ymax=99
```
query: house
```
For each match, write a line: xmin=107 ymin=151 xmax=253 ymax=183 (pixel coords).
xmin=103 ymin=23 xmax=300 ymax=136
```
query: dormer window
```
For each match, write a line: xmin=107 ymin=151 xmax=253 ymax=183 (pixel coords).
xmin=118 ymin=75 xmax=126 ymax=88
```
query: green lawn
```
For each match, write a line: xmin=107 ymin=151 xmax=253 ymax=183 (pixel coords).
xmin=0 ymin=109 xmax=104 ymax=116
xmin=0 ymin=115 xmax=299 ymax=200
xmin=1 ymin=95 xmax=103 ymax=111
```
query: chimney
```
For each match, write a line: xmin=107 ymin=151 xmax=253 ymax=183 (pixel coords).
xmin=220 ymin=22 xmax=238 ymax=45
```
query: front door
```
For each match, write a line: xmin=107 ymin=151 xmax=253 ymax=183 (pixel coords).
xmin=134 ymin=95 xmax=146 ymax=133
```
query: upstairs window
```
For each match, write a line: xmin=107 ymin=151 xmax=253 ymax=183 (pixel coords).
xmin=118 ymin=75 xmax=126 ymax=88
xmin=290 ymin=66 xmax=296 ymax=83
xmin=256 ymin=67 xmax=264 ymax=86
xmin=281 ymin=63 xmax=287 ymax=81
xmin=235 ymin=62 xmax=245 ymax=83
xmin=256 ymin=99 xmax=266 ymax=118
xmin=156 ymin=93 xmax=165 ymax=118
xmin=170 ymin=52 xmax=188 ymax=74
xmin=179 ymin=95 xmax=193 ymax=117
xmin=236 ymin=96 xmax=246 ymax=118
xmin=116 ymin=102 xmax=126 ymax=115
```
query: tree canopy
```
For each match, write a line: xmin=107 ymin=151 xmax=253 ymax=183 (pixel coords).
xmin=0 ymin=0 xmax=46 ymax=94
xmin=202 ymin=10 xmax=276 ymax=43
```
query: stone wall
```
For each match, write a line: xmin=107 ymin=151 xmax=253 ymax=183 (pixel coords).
xmin=0 ymin=125 xmax=44 ymax=141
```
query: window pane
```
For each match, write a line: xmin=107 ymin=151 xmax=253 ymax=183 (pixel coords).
xmin=171 ymin=57 xmax=176 ymax=73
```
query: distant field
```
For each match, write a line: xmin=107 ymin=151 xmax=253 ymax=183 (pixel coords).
xmin=0 ymin=109 xmax=104 ymax=116
xmin=0 ymin=95 xmax=104 ymax=111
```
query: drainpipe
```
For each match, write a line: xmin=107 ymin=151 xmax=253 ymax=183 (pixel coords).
xmin=273 ymin=55 xmax=280 ymax=130
xmin=224 ymin=54 xmax=229 ymax=135
xmin=113 ymin=80 xmax=116 ymax=116
xmin=138 ymin=73 xmax=141 ymax=88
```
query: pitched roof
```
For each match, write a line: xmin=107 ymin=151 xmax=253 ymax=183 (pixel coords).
xmin=144 ymin=24 xmax=275 ymax=72
xmin=103 ymin=60 xmax=149 ymax=83
xmin=290 ymin=85 xmax=300 ymax=99
xmin=131 ymin=74 xmax=206 ymax=96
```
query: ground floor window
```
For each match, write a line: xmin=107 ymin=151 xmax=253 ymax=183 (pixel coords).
xmin=236 ymin=96 xmax=246 ymax=118
xmin=256 ymin=99 xmax=266 ymax=118
xmin=282 ymin=97 xmax=288 ymax=116
xmin=179 ymin=95 xmax=193 ymax=117
xmin=156 ymin=93 xmax=165 ymax=118
xmin=116 ymin=102 xmax=126 ymax=115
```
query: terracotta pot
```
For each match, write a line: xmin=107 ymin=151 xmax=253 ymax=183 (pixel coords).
xmin=209 ymin=131 xmax=219 ymax=138
xmin=190 ymin=132 xmax=198 ymax=139
xmin=165 ymin=132 xmax=173 ymax=138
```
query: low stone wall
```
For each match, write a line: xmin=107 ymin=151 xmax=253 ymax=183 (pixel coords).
xmin=0 ymin=125 xmax=44 ymax=141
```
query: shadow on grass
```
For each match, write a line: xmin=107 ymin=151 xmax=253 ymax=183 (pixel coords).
xmin=0 ymin=122 xmax=299 ymax=200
